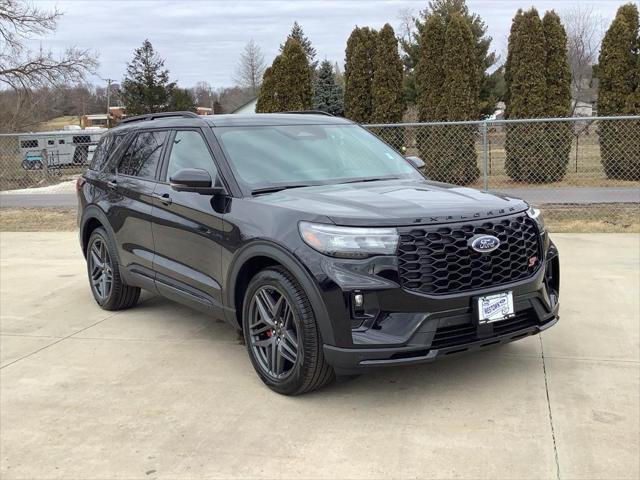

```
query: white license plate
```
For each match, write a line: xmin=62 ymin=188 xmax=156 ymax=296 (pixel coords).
xmin=477 ymin=292 xmax=515 ymax=324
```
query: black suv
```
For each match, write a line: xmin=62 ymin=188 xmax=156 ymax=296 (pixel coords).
xmin=78 ymin=111 xmax=560 ymax=395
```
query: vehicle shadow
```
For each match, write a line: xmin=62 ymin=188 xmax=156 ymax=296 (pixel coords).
xmin=134 ymin=295 xmax=543 ymax=401
xmin=313 ymin=340 xmax=543 ymax=402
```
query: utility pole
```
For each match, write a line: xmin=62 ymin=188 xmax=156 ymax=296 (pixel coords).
xmin=105 ymin=78 xmax=114 ymax=126
xmin=209 ymin=84 xmax=215 ymax=116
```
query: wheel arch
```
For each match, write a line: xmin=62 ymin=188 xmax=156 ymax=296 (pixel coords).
xmin=226 ymin=241 xmax=336 ymax=345
xmin=80 ymin=206 xmax=119 ymax=263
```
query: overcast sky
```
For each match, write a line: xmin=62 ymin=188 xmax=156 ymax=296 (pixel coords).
xmin=31 ymin=0 xmax=623 ymax=89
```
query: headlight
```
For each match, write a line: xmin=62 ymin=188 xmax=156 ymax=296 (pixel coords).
xmin=526 ymin=206 xmax=546 ymax=233
xmin=299 ymin=221 xmax=398 ymax=258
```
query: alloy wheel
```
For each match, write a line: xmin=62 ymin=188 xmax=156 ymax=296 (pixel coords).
xmin=248 ymin=286 xmax=299 ymax=380
xmin=88 ymin=237 xmax=113 ymax=301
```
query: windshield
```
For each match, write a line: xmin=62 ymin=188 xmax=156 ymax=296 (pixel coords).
xmin=214 ymin=124 xmax=422 ymax=190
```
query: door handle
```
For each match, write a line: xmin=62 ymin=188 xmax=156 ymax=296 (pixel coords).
xmin=153 ymin=193 xmax=172 ymax=205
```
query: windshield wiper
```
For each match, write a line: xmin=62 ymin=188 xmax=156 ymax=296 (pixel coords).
xmin=338 ymin=176 xmax=400 ymax=185
xmin=251 ymin=184 xmax=316 ymax=195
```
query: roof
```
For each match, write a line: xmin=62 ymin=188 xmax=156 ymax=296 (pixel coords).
xmin=15 ymin=128 xmax=107 ymax=137
xmin=231 ymin=97 xmax=258 ymax=114
xmin=204 ymin=113 xmax=352 ymax=127
xmin=109 ymin=113 xmax=352 ymax=133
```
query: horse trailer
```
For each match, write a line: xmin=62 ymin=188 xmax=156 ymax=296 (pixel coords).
xmin=18 ymin=128 xmax=106 ymax=170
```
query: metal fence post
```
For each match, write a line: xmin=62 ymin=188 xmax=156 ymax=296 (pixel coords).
xmin=481 ymin=121 xmax=488 ymax=192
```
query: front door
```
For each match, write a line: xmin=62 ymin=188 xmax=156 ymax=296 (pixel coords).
xmin=151 ymin=129 xmax=226 ymax=317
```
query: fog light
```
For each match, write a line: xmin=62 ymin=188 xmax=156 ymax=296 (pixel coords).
xmin=353 ymin=293 xmax=364 ymax=308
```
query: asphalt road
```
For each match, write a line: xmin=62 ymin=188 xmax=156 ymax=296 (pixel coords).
xmin=0 ymin=187 xmax=638 ymax=209
xmin=0 ymin=232 xmax=638 ymax=479
xmin=495 ymin=186 xmax=640 ymax=205
xmin=0 ymin=193 xmax=76 ymax=208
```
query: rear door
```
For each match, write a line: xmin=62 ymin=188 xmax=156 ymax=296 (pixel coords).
xmin=150 ymin=128 xmax=226 ymax=316
xmin=104 ymin=129 xmax=169 ymax=279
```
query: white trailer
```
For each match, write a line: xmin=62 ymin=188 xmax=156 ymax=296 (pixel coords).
xmin=18 ymin=128 xmax=106 ymax=170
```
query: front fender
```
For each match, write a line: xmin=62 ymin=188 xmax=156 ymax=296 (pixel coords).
xmin=225 ymin=240 xmax=336 ymax=345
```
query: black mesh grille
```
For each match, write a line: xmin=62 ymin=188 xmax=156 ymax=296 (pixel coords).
xmin=397 ymin=214 xmax=541 ymax=295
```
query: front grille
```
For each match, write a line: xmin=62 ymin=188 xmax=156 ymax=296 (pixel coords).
xmin=431 ymin=309 xmax=537 ymax=349
xmin=397 ymin=213 xmax=541 ymax=295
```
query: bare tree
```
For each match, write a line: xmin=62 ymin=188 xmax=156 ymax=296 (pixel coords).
xmin=396 ymin=7 xmax=415 ymax=46
xmin=561 ymin=4 xmax=605 ymax=114
xmin=0 ymin=0 xmax=98 ymax=91
xmin=192 ymin=81 xmax=215 ymax=108
xmin=233 ymin=39 xmax=266 ymax=96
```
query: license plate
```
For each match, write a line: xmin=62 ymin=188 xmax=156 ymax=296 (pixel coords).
xmin=477 ymin=291 xmax=515 ymax=324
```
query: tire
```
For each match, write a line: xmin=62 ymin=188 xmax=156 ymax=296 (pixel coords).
xmin=86 ymin=227 xmax=140 ymax=311
xmin=242 ymin=266 xmax=335 ymax=395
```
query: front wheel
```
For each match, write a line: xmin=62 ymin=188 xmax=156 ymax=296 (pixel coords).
xmin=242 ymin=267 xmax=334 ymax=395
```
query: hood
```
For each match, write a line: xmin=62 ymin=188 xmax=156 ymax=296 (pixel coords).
xmin=250 ymin=179 xmax=529 ymax=227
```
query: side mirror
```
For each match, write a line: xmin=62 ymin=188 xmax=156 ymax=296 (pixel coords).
xmin=405 ymin=156 xmax=425 ymax=169
xmin=170 ymin=168 xmax=225 ymax=195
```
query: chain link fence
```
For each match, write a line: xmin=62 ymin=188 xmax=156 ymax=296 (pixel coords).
xmin=0 ymin=130 xmax=104 ymax=195
xmin=366 ymin=115 xmax=640 ymax=231
xmin=0 ymin=117 xmax=638 ymax=231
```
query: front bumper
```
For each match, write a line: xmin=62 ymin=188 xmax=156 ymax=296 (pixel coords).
xmin=324 ymin=299 xmax=558 ymax=374
xmin=299 ymin=238 xmax=561 ymax=375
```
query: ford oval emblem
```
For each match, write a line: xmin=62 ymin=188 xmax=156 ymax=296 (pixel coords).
xmin=470 ymin=234 xmax=500 ymax=253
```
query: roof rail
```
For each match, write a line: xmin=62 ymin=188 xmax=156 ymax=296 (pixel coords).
xmin=281 ymin=110 xmax=334 ymax=117
xmin=119 ymin=111 xmax=200 ymax=125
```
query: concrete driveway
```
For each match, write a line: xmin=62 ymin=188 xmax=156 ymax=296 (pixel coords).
xmin=1 ymin=232 xmax=638 ymax=479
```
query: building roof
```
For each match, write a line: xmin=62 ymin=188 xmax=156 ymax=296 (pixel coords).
xmin=231 ymin=97 xmax=258 ymax=114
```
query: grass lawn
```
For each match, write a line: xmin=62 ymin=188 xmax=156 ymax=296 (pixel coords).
xmin=0 ymin=208 xmax=77 ymax=231
xmin=36 ymin=116 xmax=81 ymax=131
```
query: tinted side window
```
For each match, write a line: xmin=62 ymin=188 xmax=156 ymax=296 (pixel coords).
xmin=165 ymin=130 xmax=217 ymax=181
xmin=89 ymin=134 xmax=126 ymax=171
xmin=118 ymin=131 xmax=167 ymax=179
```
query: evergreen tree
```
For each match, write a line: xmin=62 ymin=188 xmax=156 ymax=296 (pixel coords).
xmin=543 ymin=12 xmax=571 ymax=118
xmin=280 ymin=22 xmax=317 ymax=70
xmin=427 ymin=13 xmax=479 ymax=184
xmin=414 ymin=11 xmax=479 ymax=184
xmin=504 ymin=9 xmax=547 ymax=119
xmin=344 ymin=27 xmax=377 ymax=123
xmin=371 ymin=24 xmax=404 ymax=123
xmin=438 ymin=13 xmax=478 ymax=120
xmin=597 ymin=3 xmax=640 ymax=180
xmin=256 ymin=39 xmax=312 ymax=113
xmin=256 ymin=66 xmax=276 ymax=112
xmin=504 ymin=9 xmax=553 ymax=182
xmin=313 ymin=60 xmax=344 ymax=116
xmin=415 ymin=15 xmax=447 ymax=121
xmin=402 ymin=0 xmax=497 ymax=116
xmin=371 ymin=24 xmax=405 ymax=150
xmin=542 ymin=10 xmax=572 ymax=182
xmin=121 ymin=40 xmax=175 ymax=115
xmin=333 ymin=62 xmax=344 ymax=88
xmin=168 ymin=88 xmax=197 ymax=112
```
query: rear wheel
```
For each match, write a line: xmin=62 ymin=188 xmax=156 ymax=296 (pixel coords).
xmin=242 ymin=267 xmax=334 ymax=395
xmin=86 ymin=227 xmax=140 ymax=311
